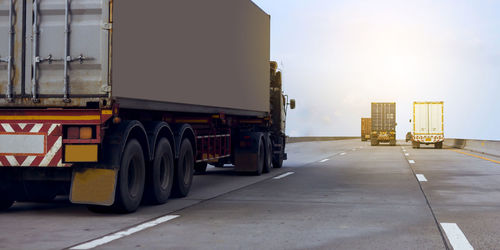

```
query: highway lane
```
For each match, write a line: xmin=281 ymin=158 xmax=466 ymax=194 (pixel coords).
xmin=2 ymin=139 xmax=500 ymax=249
xmin=0 ymin=140 xmax=361 ymax=250
xmin=92 ymin=141 xmax=445 ymax=250
xmin=403 ymin=144 xmax=500 ymax=249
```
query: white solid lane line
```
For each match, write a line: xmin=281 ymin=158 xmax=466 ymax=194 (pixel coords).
xmin=440 ymin=223 xmax=474 ymax=250
xmin=416 ymin=174 xmax=427 ymax=182
xmin=70 ymin=215 xmax=180 ymax=250
xmin=319 ymin=159 xmax=329 ymax=163
xmin=273 ymin=172 xmax=295 ymax=180
xmin=408 ymin=160 xmax=415 ymax=164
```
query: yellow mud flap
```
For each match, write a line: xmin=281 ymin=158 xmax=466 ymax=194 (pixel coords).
xmin=70 ymin=168 xmax=117 ymax=206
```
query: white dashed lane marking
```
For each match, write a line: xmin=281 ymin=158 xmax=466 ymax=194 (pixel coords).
xmin=273 ymin=172 xmax=295 ymax=180
xmin=70 ymin=215 xmax=180 ymax=249
xmin=416 ymin=174 xmax=427 ymax=182
xmin=441 ymin=223 xmax=474 ymax=250
xmin=319 ymin=159 xmax=329 ymax=163
xmin=340 ymin=152 xmax=346 ymax=156
xmin=408 ymin=160 xmax=415 ymax=164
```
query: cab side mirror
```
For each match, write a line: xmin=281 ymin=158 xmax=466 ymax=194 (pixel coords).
xmin=290 ymin=99 xmax=296 ymax=110
xmin=409 ymin=119 xmax=412 ymax=123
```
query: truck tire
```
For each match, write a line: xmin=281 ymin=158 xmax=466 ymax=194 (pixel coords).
xmin=144 ymin=138 xmax=174 ymax=205
xmin=412 ymin=141 xmax=420 ymax=149
xmin=254 ymin=136 xmax=265 ymax=176
xmin=435 ymin=142 xmax=443 ymax=149
xmin=194 ymin=162 xmax=208 ymax=174
xmin=172 ymin=139 xmax=194 ymax=198
xmin=113 ymin=139 xmax=146 ymax=213
xmin=371 ymin=138 xmax=379 ymax=146
xmin=263 ymin=136 xmax=272 ymax=173
xmin=389 ymin=140 xmax=396 ymax=146
xmin=272 ymin=137 xmax=285 ymax=169
xmin=0 ymin=200 xmax=14 ymax=211
xmin=0 ymin=181 xmax=15 ymax=210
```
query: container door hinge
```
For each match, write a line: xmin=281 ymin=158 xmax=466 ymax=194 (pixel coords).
xmin=101 ymin=85 xmax=111 ymax=93
xmin=102 ymin=23 xmax=112 ymax=30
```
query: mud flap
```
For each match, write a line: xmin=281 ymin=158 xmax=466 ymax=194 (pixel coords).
xmin=70 ymin=168 xmax=117 ymax=206
xmin=234 ymin=152 xmax=259 ymax=172
xmin=234 ymin=132 xmax=263 ymax=173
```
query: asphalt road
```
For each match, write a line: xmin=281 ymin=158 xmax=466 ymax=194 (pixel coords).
xmin=1 ymin=139 xmax=499 ymax=249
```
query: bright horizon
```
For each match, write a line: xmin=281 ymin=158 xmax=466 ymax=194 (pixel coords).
xmin=253 ymin=0 xmax=500 ymax=140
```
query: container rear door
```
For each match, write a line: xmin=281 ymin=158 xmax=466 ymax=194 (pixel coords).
xmin=429 ymin=103 xmax=443 ymax=134
xmin=0 ymin=0 xmax=24 ymax=102
xmin=371 ymin=103 xmax=382 ymax=131
xmin=371 ymin=103 xmax=396 ymax=131
xmin=414 ymin=103 xmax=429 ymax=134
xmin=25 ymin=0 xmax=110 ymax=102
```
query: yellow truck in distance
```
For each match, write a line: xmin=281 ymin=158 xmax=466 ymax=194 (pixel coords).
xmin=361 ymin=118 xmax=371 ymax=141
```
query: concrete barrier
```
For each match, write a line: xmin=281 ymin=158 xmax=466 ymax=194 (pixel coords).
xmin=287 ymin=137 xmax=358 ymax=144
xmin=444 ymin=139 xmax=500 ymax=158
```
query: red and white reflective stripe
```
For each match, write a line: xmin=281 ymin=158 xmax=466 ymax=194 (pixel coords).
xmin=0 ymin=123 xmax=67 ymax=167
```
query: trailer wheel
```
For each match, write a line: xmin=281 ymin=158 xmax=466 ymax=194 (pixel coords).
xmin=412 ymin=141 xmax=420 ymax=149
xmin=435 ymin=142 xmax=443 ymax=149
xmin=263 ymin=136 xmax=272 ymax=173
xmin=254 ymin=136 xmax=265 ymax=176
xmin=194 ymin=162 xmax=208 ymax=174
xmin=172 ymin=139 xmax=194 ymax=198
xmin=371 ymin=138 xmax=379 ymax=146
xmin=0 ymin=200 xmax=14 ymax=211
xmin=389 ymin=140 xmax=396 ymax=146
xmin=144 ymin=138 xmax=174 ymax=205
xmin=272 ymin=136 xmax=285 ymax=169
xmin=113 ymin=139 xmax=146 ymax=213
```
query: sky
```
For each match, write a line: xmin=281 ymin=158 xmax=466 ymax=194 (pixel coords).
xmin=252 ymin=0 xmax=500 ymax=140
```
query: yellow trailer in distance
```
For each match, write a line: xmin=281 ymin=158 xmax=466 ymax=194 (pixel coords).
xmin=411 ymin=101 xmax=444 ymax=149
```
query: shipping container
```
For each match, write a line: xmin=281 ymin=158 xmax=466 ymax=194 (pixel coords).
xmin=0 ymin=0 xmax=295 ymax=213
xmin=1 ymin=0 xmax=270 ymax=115
xmin=411 ymin=102 xmax=444 ymax=149
xmin=371 ymin=102 xmax=396 ymax=146
xmin=361 ymin=118 xmax=371 ymax=141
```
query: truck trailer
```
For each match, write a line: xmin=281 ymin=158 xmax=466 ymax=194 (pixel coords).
xmin=0 ymin=0 xmax=294 ymax=213
xmin=361 ymin=118 xmax=371 ymax=141
xmin=371 ymin=102 xmax=396 ymax=146
xmin=411 ymin=102 xmax=444 ymax=149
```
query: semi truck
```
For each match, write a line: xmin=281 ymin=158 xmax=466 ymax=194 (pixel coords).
xmin=361 ymin=118 xmax=371 ymax=141
xmin=371 ymin=102 xmax=396 ymax=146
xmin=411 ymin=102 xmax=444 ymax=149
xmin=0 ymin=0 xmax=294 ymax=213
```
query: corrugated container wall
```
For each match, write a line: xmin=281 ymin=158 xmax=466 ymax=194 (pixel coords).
xmin=112 ymin=0 xmax=270 ymax=114
xmin=361 ymin=118 xmax=371 ymax=135
xmin=371 ymin=103 xmax=396 ymax=132
xmin=0 ymin=0 xmax=271 ymax=115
